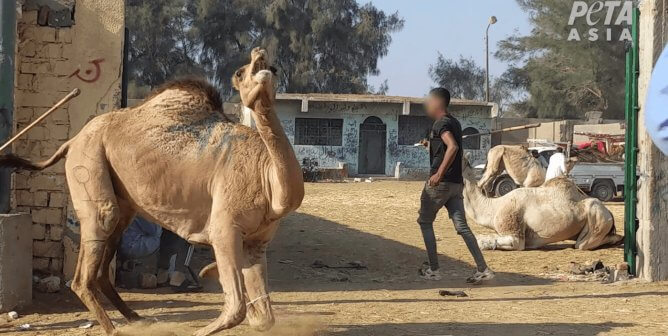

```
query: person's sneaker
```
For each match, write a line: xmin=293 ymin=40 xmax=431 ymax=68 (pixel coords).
xmin=419 ymin=267 xmax=442 ymax=281
xmin=466 ymin=268 xmax=495 ymax=284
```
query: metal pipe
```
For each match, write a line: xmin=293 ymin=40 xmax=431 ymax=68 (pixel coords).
xmin=623 ymin=8 xmax=640 ymax=276
xmin=463 ymin=123 xmax=541 ymax=139
xmin=0 ymin=0 xmax=17 ymax=213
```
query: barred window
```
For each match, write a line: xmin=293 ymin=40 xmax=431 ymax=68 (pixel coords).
xmin=462 ymin=127 xmax=480 ymax=150
xmin=398 ymin=116 xmax=432 ymax=145
xmin=295 ymin=118 xmax=343 ymax=146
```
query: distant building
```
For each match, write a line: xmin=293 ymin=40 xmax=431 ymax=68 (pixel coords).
xmin=239 ymin=93 xmax=498 ymax=178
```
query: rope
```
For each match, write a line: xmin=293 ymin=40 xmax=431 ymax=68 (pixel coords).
xmin=247 ymin=293 xmax=270 ymax=306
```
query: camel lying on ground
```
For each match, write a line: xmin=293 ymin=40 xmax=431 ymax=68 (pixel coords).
xmin=462 ymin=155 xmax=622 ymax=251
xmin=0 ymin=48 xmax=303 ymax=336
xmin=477 ymin=145 xmax=546 ymax=192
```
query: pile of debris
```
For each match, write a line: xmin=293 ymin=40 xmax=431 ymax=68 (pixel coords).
xmin=572 ymin=141 xmax=624 ymax=163
xmin=541 ymin=260 xmax=630 ymax=283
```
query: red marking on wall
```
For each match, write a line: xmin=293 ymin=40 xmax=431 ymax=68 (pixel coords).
xmin=69 ymin=58 xmax=105 ymax=83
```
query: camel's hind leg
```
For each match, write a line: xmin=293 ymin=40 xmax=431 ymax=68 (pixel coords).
xmin=574 ymin=199 xmax=617 ymax=250
xmin=96 ymin=201 xmax=143 ymax=322
xmin=66 ymin=141 xmax=124 ymax=335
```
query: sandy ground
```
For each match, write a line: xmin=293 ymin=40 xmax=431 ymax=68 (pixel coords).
xmin=3 ymin=181 xmax=668 ymax=336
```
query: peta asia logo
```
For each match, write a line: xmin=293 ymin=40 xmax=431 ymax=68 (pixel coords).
xmin=567 ymin=1 xmax=633 ymax=41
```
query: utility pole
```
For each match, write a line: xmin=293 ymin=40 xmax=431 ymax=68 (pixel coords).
xmin=485 ymin=16 xmax=497 ymax=102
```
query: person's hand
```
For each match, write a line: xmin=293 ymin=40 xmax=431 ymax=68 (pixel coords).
xmin=428 ymin=173 xmax=442 ymax=187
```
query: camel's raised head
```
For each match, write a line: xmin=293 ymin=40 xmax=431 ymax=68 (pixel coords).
xmin=233 ymin=48 xmax=278 ymax=110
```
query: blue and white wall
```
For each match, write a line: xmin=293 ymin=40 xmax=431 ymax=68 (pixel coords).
xmin=274 ymin=100 xmax=493 ymax=177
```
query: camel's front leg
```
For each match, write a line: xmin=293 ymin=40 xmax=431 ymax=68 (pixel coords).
xmin=194 ymin=223 xmax=246 ymax=336
xmin=243 ymin=244 xmax=275 ymax=332
xmin=477 ymin=234 xmax=525 ymax=251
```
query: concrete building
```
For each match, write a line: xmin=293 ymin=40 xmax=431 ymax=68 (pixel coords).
xmin=241 ymin=94 xmax=497 ymax=178
xmin=1 ymin=0 xmax=125 ymax=275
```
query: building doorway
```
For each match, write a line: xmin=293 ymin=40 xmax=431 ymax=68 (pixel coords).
xmin=358 ymin=116 xmax=386 ymax=175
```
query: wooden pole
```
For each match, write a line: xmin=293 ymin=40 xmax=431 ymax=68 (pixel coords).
xmin=463 ymin=123 xmax=542 ymax=139
xmin=0 ymin=88 xmax=80 ymax=153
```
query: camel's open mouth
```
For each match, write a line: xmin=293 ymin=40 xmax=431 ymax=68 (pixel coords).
xmin=248 ymin=49 xmax=277 ymax=79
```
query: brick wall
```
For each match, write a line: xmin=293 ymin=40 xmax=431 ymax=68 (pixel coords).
xmin=13 ymin=10 xmax=72 ymax=274
xmin=11 ymin=1 xmax=125 ymax=275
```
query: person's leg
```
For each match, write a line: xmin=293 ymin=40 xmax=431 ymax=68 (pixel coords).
xmin=158 ymin=229 xmax=178 ymax=271
xmin=417 ymin=184 xmax=446 ymax=272
xmin=444 ymin=183 xmax=488 ymax=272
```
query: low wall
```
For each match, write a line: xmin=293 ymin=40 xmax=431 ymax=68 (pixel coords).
xmin=0 ymin=214 xmax=32 ymax=312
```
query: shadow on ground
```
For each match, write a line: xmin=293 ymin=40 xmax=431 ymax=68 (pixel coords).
xmin=326 ymin=322 xmax=633 ymax=336
xmin=267 ymin=212 xmax=551 ymax=292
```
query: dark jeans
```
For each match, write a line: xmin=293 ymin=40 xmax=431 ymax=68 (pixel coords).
xmin=417 ymin=182 xmax=488 ymax=272
xmin=158 ymin=230 xmax=190 ymax=273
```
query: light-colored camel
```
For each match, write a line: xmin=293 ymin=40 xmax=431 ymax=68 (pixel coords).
xmin=0 ymin=48 xmax=303 ymax=336
xmin=477 ymin=145 xmax=546 ymax=192
xmin=462 ymin=155 xmax=622 ymax=251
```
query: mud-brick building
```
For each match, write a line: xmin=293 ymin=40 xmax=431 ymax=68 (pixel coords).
xmin=242 ymin=94 xmax=497 ymax=178
xmin=0 ymin=0 xmax=125 ymax=276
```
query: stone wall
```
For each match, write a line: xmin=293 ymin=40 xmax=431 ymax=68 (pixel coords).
xmin=11 ymin=0 xmax=124 ymax=274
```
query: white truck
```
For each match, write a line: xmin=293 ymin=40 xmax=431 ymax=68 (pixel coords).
xmin=478 ymin=147 xmax=625 ymax=201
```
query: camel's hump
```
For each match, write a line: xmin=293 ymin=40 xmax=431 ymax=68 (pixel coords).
xmin=139 ymin=77 xmax=223 ymax=113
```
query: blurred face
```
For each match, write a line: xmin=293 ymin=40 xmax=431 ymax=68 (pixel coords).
xmin=425 ymin=95 xmax=446 ymax=120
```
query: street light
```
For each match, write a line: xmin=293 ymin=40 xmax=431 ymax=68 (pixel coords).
xmin=485 ymin=16 xmax=498 ymax=102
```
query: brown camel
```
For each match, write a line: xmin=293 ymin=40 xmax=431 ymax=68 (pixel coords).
xmin=0 ymin=48 xmax=303 ymax=336
xmin=477 ymin=145 xmax=546 ymax=192
xmin=462 ymin=155 xmax=622 ymax=251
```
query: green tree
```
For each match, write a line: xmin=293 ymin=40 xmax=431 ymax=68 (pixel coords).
xmin=429 ymin=53 xmax=522 ymax=112
xmin=496 ymin=0 xmax=628 ymax=119
xmin=126 ymin=0 xmax=404 ymax=97
xmin=125 ymin=0 xmax=204 ymax=90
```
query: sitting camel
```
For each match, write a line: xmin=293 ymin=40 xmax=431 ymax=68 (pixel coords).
xmin=477 ymin=145 xmax=546 ymax=192
xmin=462 ymin=155 xmax=622 ymax=251
xmin=0 ymin=48 xmax=303 ymax=336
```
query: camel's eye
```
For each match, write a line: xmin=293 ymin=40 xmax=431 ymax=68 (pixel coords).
xmin=235 ymin=69 xmax=243 ymax=77
xmin=269 ymin=66 xmax=278 ymax=75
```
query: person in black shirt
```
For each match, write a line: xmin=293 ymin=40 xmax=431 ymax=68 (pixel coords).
xmin=417 ymin=88 xmax=494 ymax=284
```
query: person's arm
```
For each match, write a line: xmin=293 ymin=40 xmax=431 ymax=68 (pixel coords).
xmin=558 ymin=153 xmax=567 ymax=175
xmin=429 ymin=131 xmax=459 ymax=186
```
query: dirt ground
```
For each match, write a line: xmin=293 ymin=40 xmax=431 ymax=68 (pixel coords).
xmin=3 ymin=181 xmax=668 ymax=336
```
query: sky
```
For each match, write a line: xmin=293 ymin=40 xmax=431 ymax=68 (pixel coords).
xmin=362 ymin=0 xmax=532 ymax=97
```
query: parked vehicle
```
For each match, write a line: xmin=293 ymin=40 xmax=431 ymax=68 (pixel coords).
xmin=569 ymin=162 xmax=624 ymax=201
xmin=476 ymin=146 xmax=625 ymax=201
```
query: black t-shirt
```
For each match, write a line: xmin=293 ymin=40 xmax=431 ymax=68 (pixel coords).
xmin=429 ymin=115 xmax=463 ymax=183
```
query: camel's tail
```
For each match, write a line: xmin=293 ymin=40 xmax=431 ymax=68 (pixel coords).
xmin=0 ymin=140 xmax=71 ymax=171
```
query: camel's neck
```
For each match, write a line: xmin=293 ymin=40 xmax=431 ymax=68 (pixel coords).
xmin=462 ymin=178 xmax=497 ymax=229
xmin=251 ymin=103 xmax=304 ymax=215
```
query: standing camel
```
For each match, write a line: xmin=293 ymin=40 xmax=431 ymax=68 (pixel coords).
xmin=462 ymin=155 xmax=622 ymax=251
xmin=0 ymin=48 xmax=303 ymax=336
xmin=477 ymin=145 xmax=546 ymax=192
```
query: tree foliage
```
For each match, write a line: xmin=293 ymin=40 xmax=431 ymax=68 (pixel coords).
xmin=429 ymin=54 xmax=523 ymax=113
xmin=496 ymin=0 xmax=628 ymax=119
xmin=125 ymin=0 xmax=403 ymax=97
